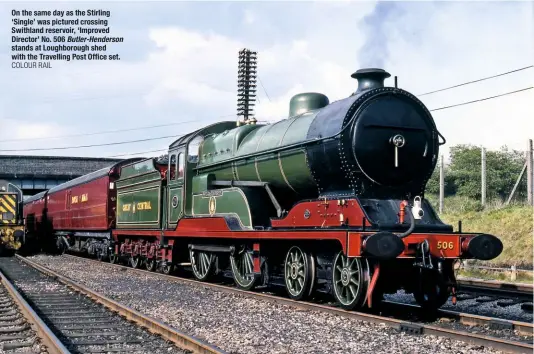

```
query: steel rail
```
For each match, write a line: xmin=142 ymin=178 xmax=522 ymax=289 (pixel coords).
xmin=16 ymin=255 xmax=226 ymax=354
xmin=0 ymin=269 xmax=70 ymax=354
xmin=457 ymin=279 xmax=534 ymax=301
xmin=385 ymin=301 xmax=533 ymax=336
xmin=60 ymin=254 xmax=533 ymax=353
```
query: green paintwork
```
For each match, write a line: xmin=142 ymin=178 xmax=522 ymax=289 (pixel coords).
xmin=115 ymin=159 xmax=163 ymax=229
xmin=278 ymin=150 xmax=315 ymax=193
xmin=117 ymin=186 xmax=161 ymax=228
xmin=166 ymin=147 xmax=185 ymax=227
xmin=198 ymin=124 xmax=260 ymax=166
xmin=168 ymin=186 xmax=183 ymax=224
xmin=288 ymin=92 xmax=330 ymax=117
xmin=118 ymin=159 xmax=158 ymax=181
xmin=192 ymin=174 xmax=215 ymax=195
xmin=159 ymin=113 xmax=327 ymax=229
xmin=196 ymin=112 xmax=319 ymax=194
xmin=192 ymin=188 xmax=252 ymax=229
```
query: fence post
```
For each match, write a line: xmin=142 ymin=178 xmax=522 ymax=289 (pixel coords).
xmin=527 ymin=139 xmax=533 ymax=206
xmin=511 ymin=265 xmax=517 ymax=281
xmin=439 ymin=154 xmax=444 ymax=213
xmin=481 ymin=147 xmax=486 ymax=207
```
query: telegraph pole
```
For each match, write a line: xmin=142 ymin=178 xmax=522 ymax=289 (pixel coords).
xmin=439 ymin=154 xmax=444 ymax=213
xmin=481 ymin=147 xmax=486 ymax=207
xmin=527 ymin=139 xmax=533 ymax=206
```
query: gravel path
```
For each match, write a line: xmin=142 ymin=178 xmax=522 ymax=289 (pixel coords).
xmin=26 ymin=255 xmax=511 ymax=354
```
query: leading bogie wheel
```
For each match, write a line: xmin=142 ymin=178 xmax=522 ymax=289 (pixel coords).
xmin=284 ymin=246 xmax=316 ymax=300
xmin=413 ymin=270 xmax=450 ymax=310
xmin=230 ymin=247 xmax=257 ymax=290
xmin=190 ymin=249 xmax=214 ymax=281
xmin=331 ymin=251 xmax=368 ymax=310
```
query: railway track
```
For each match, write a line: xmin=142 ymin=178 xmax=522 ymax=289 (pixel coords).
xmin=0 ymin=267 xmax=68 ymax=353
xmin=0 ymin=256 xmax=225 ymax=354
xmin=456 ymin=279 xmax=533 ymax=310
xmin=37 ymin=253 xmax=534 ymax=354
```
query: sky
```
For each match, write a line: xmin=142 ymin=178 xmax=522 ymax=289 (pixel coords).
xmin=0 ymin=0 xmax=532 ymax=161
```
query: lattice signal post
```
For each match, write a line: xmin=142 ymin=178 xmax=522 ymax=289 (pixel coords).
xmin=237 ymin=49 xmax=258 ymax=125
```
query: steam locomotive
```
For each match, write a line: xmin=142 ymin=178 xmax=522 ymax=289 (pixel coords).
xmin=23 ymin=68 xmax=503 ymax=310
xmin=0 ymin=180 xmax=24 ymax=255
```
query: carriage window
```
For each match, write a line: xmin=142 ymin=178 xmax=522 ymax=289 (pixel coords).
xmin=188 ymin=136 xmax=204 ymax=163
xmin=169 ymin=154 xmax=177 ymax=180
xmin=177 ymin=153 xmax=185 ymax=179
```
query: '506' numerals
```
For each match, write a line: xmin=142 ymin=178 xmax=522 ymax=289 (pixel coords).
xmin=437 ymin=241 xmax=454 ymax=250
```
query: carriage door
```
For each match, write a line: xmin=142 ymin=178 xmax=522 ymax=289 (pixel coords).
xmin=167 ymin=149 xmax=185 ymax=227
xmin=65 ymin=190 xmax=72 ymax=229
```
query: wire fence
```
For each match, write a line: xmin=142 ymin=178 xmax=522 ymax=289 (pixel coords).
xmin=436 ymin=139 xmax=533 ymax=213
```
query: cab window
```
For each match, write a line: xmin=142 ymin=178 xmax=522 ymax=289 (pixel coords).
xmin=169 ymin=154 xmax=177 ymax=180
xmin=177 ymin=153 xmax=185 ymax=179
xmin=188 ymin=136 xmax=204 ymax=163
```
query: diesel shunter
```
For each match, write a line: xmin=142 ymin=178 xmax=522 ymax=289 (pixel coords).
xmin=0 ymin=180 xmax=24 ymax=255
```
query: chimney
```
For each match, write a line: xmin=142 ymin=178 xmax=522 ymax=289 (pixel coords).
xmin=351 ymin=68 xmax=391 ymax=94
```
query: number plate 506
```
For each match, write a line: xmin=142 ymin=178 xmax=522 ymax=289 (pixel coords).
xmin=437 ymin=241 xmax=454 ymax=250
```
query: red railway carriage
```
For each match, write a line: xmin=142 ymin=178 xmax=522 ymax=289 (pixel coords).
xmin=23 ymin=159 xmax=142 ymax=254
xmin=47 ymin=169 xmax=114 ymax=231
xmin=23 ymin=191 xmax=46 ymax=235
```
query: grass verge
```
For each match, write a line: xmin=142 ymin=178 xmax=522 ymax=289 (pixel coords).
xmin=426 ymin=196 xmax=533 ymax=269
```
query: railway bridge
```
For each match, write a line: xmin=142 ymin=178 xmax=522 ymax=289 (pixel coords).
xmin=0 ymin=155 xmax=122 ymax=198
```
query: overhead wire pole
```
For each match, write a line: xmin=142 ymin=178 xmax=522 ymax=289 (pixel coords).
xmin=481 ymin=147 xmax=486 ymax=207
xmin=527 ymin=139 xmax=533 ymax=206
xmin=439 ymin=155 xmax=444 ymax=213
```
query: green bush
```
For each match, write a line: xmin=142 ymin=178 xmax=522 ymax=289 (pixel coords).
xmin=426 ymin=144 xmax=527 ymax=202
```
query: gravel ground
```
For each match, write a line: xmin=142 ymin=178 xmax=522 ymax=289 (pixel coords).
xmin=0 ymin=257 xmax=188 ymax=354
xmin=385 ymin=291 xmax=533 ymax=323
xmin=26 ymin=255 xmax=513 ymax=354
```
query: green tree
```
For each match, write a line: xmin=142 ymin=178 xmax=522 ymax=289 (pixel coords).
xmin=426 ymin=164 xmax=456 ymax=196
xmin=426 ymin=144 xmax=526 ymax=201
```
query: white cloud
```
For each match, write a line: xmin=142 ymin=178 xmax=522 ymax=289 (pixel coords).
xmin=142 ymin=27 xmax=243 ymax=111
xmin=0 ymin=119 xmax=70 ymax=142
xmin=1 ymin=1 xmax=531 ymax=160
xmin=378 ymin=2 xmax=533 ymax=156
xmin=243 ymin=9 xmax=255 ymax=25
